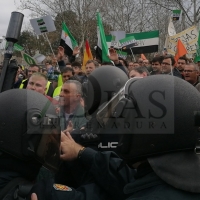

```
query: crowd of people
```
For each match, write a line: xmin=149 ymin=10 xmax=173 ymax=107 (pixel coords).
xmin=1 ymin=45 xmax=200 ymax=200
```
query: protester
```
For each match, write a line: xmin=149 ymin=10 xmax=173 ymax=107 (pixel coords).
xmin=129 ymin=66 xmax=150 ymax=78
xmin=161 ymin=55 xmax=182 ymax=78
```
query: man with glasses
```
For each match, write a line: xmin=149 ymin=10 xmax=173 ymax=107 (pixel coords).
xmin=183 ymin=63 xmax=200 ymax=92
xmin=161 ymin=55 xmax=182 ymax=78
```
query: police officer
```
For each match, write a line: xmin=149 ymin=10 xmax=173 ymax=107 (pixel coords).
xmin=0 ymin=89 xmax=61 ymax=199
xmin=0 ymin=66 xmax=131 ymax=200
xmin=32 ymin=74 xmax=200 ymax=199
xmin=54 ymin=66 xmax=129 ymax=188
xmin=80 ymin=65 xmax=128 ymax=152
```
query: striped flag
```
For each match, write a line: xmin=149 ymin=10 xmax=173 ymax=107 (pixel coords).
xmin=106 ymin=30 xmax=159 ymax=54
xmin=96 ymin=12 xmax=110 ymax=62
xmin=82 ymin=40 xmax=93 ymax=71
xmin=60 ymin=22 xmax=78 ymax=57
xmin=119 ymin=36 xmax=137 ymax=50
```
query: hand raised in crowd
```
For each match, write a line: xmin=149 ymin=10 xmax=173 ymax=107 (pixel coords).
xmin=63 ymin=120 xmax=73 ymax=134
xmin=56 ymin=46 xmax=65 ymax=61
xmin=108 ymin=48 xmax=119 ymax=64
xmin=72 ymin=46 xmax=80 ymax=56
xmin=31 ymin=193 xmax=38 ymax=200
xmin=60 ymin=131 xmax=83 ymax=161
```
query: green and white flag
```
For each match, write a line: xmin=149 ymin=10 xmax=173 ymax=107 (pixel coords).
xmin=194 ymin=30 xmax=200 ymax=62
xmin=5 ymin=42 xmax=24 ymax=51
xmin=22 ymin=52 xmax=37 ymax=65
xmin=14 ymin=43 xmax=24 ymax=51
xmin=172 ymin=10 xmax=182 ymax=21
xmin=106 ymin=30 xmax=159 ymax=54
xmin=96 ymin=12 xmax=110 ymax=62
xmin=119 ymin=36 xmax=137 ymax=48
xmin=60 ymin=22 xmax=78 ymax=57
xmin=116 ymin=50 xmax=127 ymax=59
xmin=110 ymin=31 xmax=126 ymax=48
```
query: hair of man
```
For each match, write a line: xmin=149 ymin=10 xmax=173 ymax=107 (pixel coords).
xmin=85 ymin=60 xmax=99 ymax=68
xmin=129 ymin=66 xmax=150 ymax=76
xmin=64 ymin=80 xmax=83 ymax=97
xmin=61 ymin=67 xmax=75 ymax=75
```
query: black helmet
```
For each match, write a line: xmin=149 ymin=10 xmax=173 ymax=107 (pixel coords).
xmin=0 ymin=89 xmax=60 ymax=171
xmin=97 ymin=75 xmax=200 ymax=163
xmin=82 ymin=66 xmax=128 ymax=117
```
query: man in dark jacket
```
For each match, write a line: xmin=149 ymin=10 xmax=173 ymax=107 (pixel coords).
xmin=161 ymin=54 xmax=182 ymax=78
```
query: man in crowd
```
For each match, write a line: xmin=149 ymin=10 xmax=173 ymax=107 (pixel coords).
xmin=19 ymin=64 xmax=54 ymax=96
xmin=59 ymin=80 xmax=87 ymax=131
xmin=81 ymin=60 xmax=99 ymax=83
xmin=71 ymin=61 xmax=84 ymax=76
xmin=142 ymin=59 xmax=150 ymax=67
xmin=26 ymin=72 xmax=58 ymax=105
xmin=128 ymin=61 xmax=140 ymax=72
xmin=151 ymin=56 xmax=163 ymax=75
xmin=53 ymin=67 xmax=74 ymax=100
xmin=128 ymin=62 xmax=134 ymax=72
xmin=183 ymin=63 xmax=200 ymax=92
xmin=161 ymin=55 xmax=182 ymax=78
xmin=176 ymin=56 xmax=188 ymax=77
xmin=137 ymin=58 xmax=143 ymax=66
xmin=20 ymin=65 xmax=40 ymax=89
xmin=129 ymin=66 xmax=150 ymax=78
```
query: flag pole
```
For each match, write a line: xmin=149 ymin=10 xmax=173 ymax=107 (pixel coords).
xmin=44 ymin=32 xmax=59 ymax=68
xmin=130 ymin=47 xmax=136 ymax=62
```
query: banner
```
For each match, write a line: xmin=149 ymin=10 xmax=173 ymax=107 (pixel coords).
xmin=30 ymin=15 xmax=56 ymax=35
xmin=166 ymin=26 xmax=198 ymax=55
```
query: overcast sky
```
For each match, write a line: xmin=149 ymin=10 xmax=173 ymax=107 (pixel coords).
xmin=0 ymin=0 xmax=30 ymax=37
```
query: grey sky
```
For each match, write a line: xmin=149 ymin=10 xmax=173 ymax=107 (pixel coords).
xmin=0 ymin=0 xmax=30 ymax=37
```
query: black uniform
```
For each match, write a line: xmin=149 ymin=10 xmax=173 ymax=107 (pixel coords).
xmin=30 ymin=148 xmax=135 ymax=200
xmin=30 ymin=148 xmax=200 ymax=200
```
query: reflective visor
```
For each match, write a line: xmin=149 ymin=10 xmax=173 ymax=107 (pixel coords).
xmin=36 ymin=126 xmax=61 ymax=171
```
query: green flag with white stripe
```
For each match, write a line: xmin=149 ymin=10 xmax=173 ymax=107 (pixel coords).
xmin=106 ymin=30 xmax=159 ymax=54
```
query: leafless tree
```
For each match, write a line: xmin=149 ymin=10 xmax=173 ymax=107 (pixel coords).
xmin=17 ymin=0 xmax=200 ymax=55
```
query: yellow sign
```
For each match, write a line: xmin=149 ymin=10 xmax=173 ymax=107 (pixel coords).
xmin=166 ymin=26 xmax=198 ymax=55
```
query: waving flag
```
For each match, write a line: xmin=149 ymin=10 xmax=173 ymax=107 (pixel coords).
xmin=194 ymin=30 xmax=200 ymax=62
xmin=96 ymin=12 xmax=110 ymax=62
xmin=174 ymin=39 xmax=187 ymax=62
xmin=82 ymin=40 xmax=93 ymax=71
xmin=60 ymin=22 xmax=78 ymax=57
